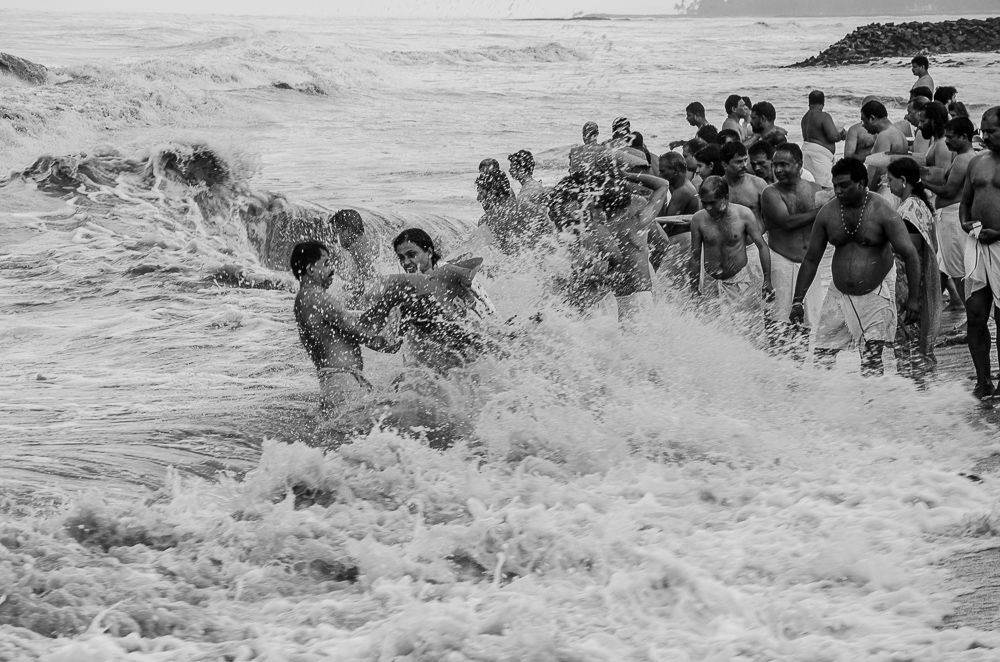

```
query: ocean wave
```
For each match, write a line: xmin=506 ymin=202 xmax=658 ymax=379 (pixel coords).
xmin=382 ymin=42 xmax=588 ymax=65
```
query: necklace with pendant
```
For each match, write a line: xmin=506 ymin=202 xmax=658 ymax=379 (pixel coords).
xmin=841 ymin=192 xmax=868 ymax=236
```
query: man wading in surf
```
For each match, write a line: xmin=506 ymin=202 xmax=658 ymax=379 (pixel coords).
xmin=790 ymin=158 xmax=920 ymax=376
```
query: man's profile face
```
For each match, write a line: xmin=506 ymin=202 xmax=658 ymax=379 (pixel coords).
xmin=911 ymin=63 xmax=922 ymax=76
xmin=682 ymin=148 xmax=697 ymax=172
xmin=981 ymin=114 xmax=1000 ymax=153
xmin=724 ymin=154 xmax=749 ymax=179
xmin=861 ymin=114 xmax=877 ymax=135
xmin=832 ymin=174 xmax=866 ymax=206
xmin=771 ymin=152 xmax=800 ymax=183
xmin=750 ymin=111 xmax=763 ymax=133
xmin=308 ymin=250 xmax=335 ymax=289
xmin=685 ymin=111 xmax=698 ymax=127
xmin=735 ymin=99 xmax=747 ymax=116
xmin=700 ymin=191 xmax=728 ymax=220
xmin=749 ymin=153 xmax=771 ymax=180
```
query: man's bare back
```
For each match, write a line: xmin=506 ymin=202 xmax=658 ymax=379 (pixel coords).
xmin=801 ymin=108 xmax=841 ymax=154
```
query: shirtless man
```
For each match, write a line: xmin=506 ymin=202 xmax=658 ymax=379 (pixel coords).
xmin=547 ymin=173 xmax=623 ymax=312
xmin=599 ymin=170 xmax=670 ymax=319
xmin=800 ymin=90 xmax=846 ymax=188
xmin=690 ymin=176 xmax=773 ymax=302
xmin=669 ymin=102 xmax=710 ymax=150
xmin=330 ymin=208 xmax=378 ymax=305
xmin=508 ymin=149 xmax=548 ymax=206
xmin=476 ymin=168 xmax=552 ymax=254
xmin=790 ymin=158 xmax=920 ymax=376
xmin=904 ymin=95 xmax=932 ymax=157
xmin=844 ymin=96 xmax=879 ymax=161
xmin=761 ymin=144 xmax=825 ymax=350
xmin=659 ymin=152 xmax=701 ymax=218
xmin=860 ymin=99 xmax=908 ymax=193
xmin=927 ymin=117 xmax=977 ymax=305
xmin=569 ymin=121 xmax=605 ymax=174
xmin=960 ymin=107 xmax=1000 ymax=399
xmin=722 ymin=94 xmax=749 ymax=141
xmin=748 ymin=142 xmax=776 ymax=184
xmin=910 ymin=55 xmax=934 ymax=93
xmin=745 ymin=102 xmax=787 ymax=149
xmin=720 ymin=141 xmax=769 ymax=231
xmin=291 ymin=241 xmax=479 ymax=410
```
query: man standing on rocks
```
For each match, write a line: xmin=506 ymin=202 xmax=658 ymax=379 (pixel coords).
xmin=910 ymin=56 xmax=934 ymax=93
xmin=960 ymin=107 xmax=1000 ymax=399
xmin=800 ymin=90 xmax=845 ymax=188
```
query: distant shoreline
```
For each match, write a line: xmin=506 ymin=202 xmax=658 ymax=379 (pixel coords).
xmin=515 ymin=12 xmax=998 ymax=21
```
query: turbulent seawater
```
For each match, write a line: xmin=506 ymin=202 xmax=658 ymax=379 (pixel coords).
xmin=2 ymin=10 xmax=1000 ymax=661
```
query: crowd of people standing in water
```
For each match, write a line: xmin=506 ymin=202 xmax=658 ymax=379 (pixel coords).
xmin=290 ymin=55 xmax=1000 ymax=436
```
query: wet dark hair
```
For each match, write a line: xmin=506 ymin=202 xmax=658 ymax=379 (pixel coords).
xmin=922 ymin=101 xmax=950 ymax=139
xmin=695 ymin=145 xmax=725 ymax=177
xmin=508 ymin=149 xmax=535 ymax=176
xmin=861 ymin=100 xmax=888 ymax=120
xmin=751 ymin=101 xmax=776 ymax=122
xmin=948 ymin=101 xmax=970 ymax=119
xmin=290 ymin=241 xmax=328 ymax=281
xmin=659 ymin=151 xmax=687 ymax=174
xmin=911 ymin=55 xmax=929 ymax=69
xmin=699 ymin=175 xmax=729 ymax=200
xmin=945 ymin=116 xmax=976 ymax=141
xmin=332 ymin=209 xmax=365 ymax=244
xmin=808 ymin=90 xmax=825 ymax=106
xmin=696 ymin=124 xmax=719 ymax=144
xmin=741 ymin=96 xmax=752 ymax=110
xmin=909 ymin=86 xmax=933 ymax=101
xmin=476 ymin=168 xmax=513 ymax=200
xmin=763 ymin=131 xmax=788 ymax=148
xmin=719 ymin=140 xmax=748 ymax=164
xmin=631 ymin=131 xmax=652 ymax=165
xmin=933 ymin=86 xmax=957 ymax=105
xmin=716 ymin=128 xmax=741 ymax=145
xmin=773 ymin=142 xmax=803 ymax=164
xmin=686 ymin=102 xmax=705 ymax=117
xmin=392 ymin=228 xmax=440 ymax=266
xmin=887 ymin=157 xmax=933 ymax=214
xmin=748 ymin=141 xmax=774 ymax=159
xmin=684 ymin=137 xmax=708 ymax=154
xmin=724 ymin=94 xmax=742 ymax=114
xmin=831 ymin=157 xmax=869 ymax=186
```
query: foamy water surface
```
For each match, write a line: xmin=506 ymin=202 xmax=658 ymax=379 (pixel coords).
xmin=2 ymin=10 xmax=1000 ymax=661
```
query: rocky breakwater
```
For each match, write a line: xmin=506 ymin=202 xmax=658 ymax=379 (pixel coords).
xmin=0 ymin=52 xmax=48 ymax=84
xmin=791 ymin=17 xmax=1000 ymax=67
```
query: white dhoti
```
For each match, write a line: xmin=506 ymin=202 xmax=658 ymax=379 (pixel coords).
xmin=815 ymin=276 xmax=897 ymax=350
xmin=705 ymin=265 xmax=755 ymax=303
xmin=965 ymin=231 xmax=1000 ymax=309
xmin=938 ymin=204 xmax=965 ymax=279
xmin=801 ymin=142 xmax=835 ymax=188
xmin=744 ymin=242 xmax=765 ymax=289
xmin=770 ymin=250 xmax=823 ymax=325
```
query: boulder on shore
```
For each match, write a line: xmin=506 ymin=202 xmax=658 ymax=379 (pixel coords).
xmin=0 ymin=52 xmax=48 ymax=84
xmin=791 ymin=17 xmax=1000 ymax=67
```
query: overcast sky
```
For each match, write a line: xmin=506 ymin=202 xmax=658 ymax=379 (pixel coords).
xmin=0 ymin=0 xmax=674 ymax=18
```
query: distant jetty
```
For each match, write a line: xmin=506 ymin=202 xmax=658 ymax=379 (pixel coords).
xmin=0 ymin=52 xmax=47 ymax=84
xmin=791 ymin=17 xmax=1000 ymax=67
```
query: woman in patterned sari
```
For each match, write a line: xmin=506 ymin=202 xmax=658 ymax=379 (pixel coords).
xmin=886 ymin=158 xmax=942 ymax=377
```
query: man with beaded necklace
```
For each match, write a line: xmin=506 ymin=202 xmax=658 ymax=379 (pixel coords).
xmin=790 ymin=158 xmax=921 ymax=376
